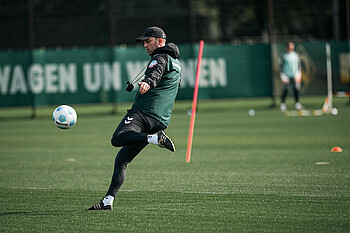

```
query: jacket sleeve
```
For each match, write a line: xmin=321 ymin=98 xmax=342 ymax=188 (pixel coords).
xmin=142 ymin=54 xmax=168 ymax=88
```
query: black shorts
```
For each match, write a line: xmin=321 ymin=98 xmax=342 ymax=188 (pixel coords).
xmin=117 ymin=108 xmax=166 ymax=134
xmin=110 ymin=108 xmax=166 ymax=147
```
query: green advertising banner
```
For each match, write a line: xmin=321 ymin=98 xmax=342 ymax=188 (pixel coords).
xmin=0 ymin=50 xmax=33 ymax=106
xmin=0 ymin=43 xmax=273 ymax=107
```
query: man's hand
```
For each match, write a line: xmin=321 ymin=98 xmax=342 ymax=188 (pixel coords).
xmin=295 ymin=71 xmax=302 ymax=84
xmin=138 ymin=82 xmax=150 ymax=94
xmin=280 ymin=73 xmax=289 ymax=85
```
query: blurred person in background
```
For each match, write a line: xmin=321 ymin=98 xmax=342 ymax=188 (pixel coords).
xmin=88 ymin=26 xmax=181 ymax=210
xmin=279 ymin=41 xmax=302 ymax=112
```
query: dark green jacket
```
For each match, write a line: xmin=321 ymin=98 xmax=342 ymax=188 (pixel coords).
xmin=132 ymin=43 xmax=181 ymax=126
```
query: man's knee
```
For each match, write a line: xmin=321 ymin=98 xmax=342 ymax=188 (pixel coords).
xmin=111 ymin=132 xmax=123 ymax=147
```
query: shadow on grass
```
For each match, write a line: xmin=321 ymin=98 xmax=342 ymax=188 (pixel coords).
xmin=0 ymin=209 xmax=89 ymax=217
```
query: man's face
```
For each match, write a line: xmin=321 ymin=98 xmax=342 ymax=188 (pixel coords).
xmin=143 ymin=37 xmax=161 ymax=55
xmin=286 ymin=42 xmax=295 ymax=52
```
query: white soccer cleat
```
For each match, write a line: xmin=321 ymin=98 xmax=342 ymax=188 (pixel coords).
xmin=280 ymin=103 xmax=287 ymax=112
xmin=88 ymin=200 xmax=113 ymax=210
xmin=295 ymin=102 xmax=302 ymax=110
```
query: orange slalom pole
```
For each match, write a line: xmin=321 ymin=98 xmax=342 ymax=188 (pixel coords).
xmin=186 ymin=40 xmax=204 ymax=163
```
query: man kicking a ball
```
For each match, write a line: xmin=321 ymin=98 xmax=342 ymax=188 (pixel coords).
xmin=88 ymin=26 xmax=181 ymax=210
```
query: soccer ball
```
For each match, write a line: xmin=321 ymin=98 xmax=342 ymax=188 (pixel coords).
xmin=52 ymin=105 xmax=77 ymax=129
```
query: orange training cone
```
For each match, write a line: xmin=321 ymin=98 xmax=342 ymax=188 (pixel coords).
xmin=331 ymin=146 xmax=342 ymax=152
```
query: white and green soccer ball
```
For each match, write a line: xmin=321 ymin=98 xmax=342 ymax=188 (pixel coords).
xmin=52 ymin=105 xmax=77 ymax=129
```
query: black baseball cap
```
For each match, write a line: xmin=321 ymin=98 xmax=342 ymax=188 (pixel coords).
xmin=136 ymin=26 xmax=166 ymax=42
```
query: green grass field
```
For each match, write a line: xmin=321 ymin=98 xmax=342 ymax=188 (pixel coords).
xmin=1 ymin=96 xmax=349 ymax=232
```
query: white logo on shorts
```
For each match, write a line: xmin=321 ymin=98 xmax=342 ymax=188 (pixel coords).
xmin=124 ymin=117 xmax=134 ymax=124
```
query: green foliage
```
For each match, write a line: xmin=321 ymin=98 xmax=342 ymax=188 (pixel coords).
xmin=0 ymin=96 xmax=349 ymax=232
